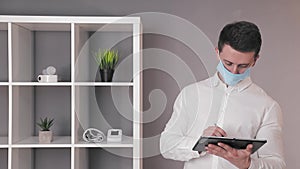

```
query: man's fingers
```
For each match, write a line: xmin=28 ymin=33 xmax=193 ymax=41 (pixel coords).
xmin=206 ymin=144 xmax=226 ymax=155
xmin=218 ymin=142 xmax=232 ymax=152
xmin=214 ymin=131 xmax=223 ymax=137
xmin=218 ymin=143 xmax=253 ymax=152
xmin=215 ymin=127 xmax=227 ymax=137
xmin=245 ymin=144 xmax=253 ymax=153
xmin=203 ymin=126 xmax=227 ymax=137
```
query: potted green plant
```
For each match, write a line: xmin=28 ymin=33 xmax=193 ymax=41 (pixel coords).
xmin=94 ymin=49 xmax=119 ymax=82
xmin=37 ymin=117 xmax=54 ymax=143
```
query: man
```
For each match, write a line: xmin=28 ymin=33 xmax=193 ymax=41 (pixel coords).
xmin=160 ymin=21 xmax=286 ymax=169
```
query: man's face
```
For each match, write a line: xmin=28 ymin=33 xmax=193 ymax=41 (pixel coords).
xmin=216 ymin=44 xmax=258 ymax=74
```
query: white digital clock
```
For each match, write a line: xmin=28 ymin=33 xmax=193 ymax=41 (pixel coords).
xmin=107 ymin=129 xmax=122 ymax=143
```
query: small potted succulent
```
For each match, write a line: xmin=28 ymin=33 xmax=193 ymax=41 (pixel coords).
xmin=37 ymin=117 xmax=54 ymax=143
xmin=93 ymin=49 xmax=119 ymax=82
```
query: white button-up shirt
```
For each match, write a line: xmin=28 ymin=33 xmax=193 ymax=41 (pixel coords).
xmin=160 ymin=73 xmax=286 ymax=169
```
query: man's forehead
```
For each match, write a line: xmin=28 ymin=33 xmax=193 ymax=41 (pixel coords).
xmin=219 ymin=45 xmax=255 ymax=63
xmin=222 ymin=58 xmax=251 ymax=65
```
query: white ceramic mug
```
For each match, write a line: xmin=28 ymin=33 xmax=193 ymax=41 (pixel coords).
xmin=37 ymin=75 xmax=58 ymax=82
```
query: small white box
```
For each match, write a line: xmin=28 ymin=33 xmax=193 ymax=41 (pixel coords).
xmin=107 ymin=129 xmax=122 ymax=142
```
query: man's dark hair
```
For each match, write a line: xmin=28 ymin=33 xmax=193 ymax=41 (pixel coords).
xmin=218 ymin=21 xmax=262 ymax=58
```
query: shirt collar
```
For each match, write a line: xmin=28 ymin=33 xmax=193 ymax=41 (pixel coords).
xmin=211 ymin=72 xmax=253 ymax=92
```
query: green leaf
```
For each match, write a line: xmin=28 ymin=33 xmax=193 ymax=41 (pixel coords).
xmin=92 ymin=48 xmax=119 ymax=70
xmin=36 ymin=117 xmax=54 ymax=131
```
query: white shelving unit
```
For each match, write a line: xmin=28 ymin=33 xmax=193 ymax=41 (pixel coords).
xmin=0 ymin=15 xmax=142 ymax=169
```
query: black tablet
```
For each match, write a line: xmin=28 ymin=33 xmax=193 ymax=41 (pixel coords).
xmin=193 ymin=136 xmax=267 ymax=154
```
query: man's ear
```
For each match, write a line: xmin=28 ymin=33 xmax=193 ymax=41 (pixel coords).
xmin=252 ymin=55 xmax=260 ymax=67
xmin=215 ymin=47 xmax=220 ymax=60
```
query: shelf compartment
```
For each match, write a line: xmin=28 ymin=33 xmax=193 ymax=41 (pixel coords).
xmin=12 ymin=148 xmax=71 ymax=169
xmin=75 ymin=147 xmax=132 ymax=169
xmin=75 ymin=86 xmax=133 ymax=144
xmin=0 ymin=86 xmax=8 ymax=144
xmin=74 ymin=23 xmax=133 ymax=82
xmin=11 ymin=23 xmax=71 ymax=82
xmin=12 ymin=86 xmax=71 ymax=145
xmin=0 ymin=148 xmax=8 ymax=169
xmin=0 ymin=23 xmax=8 ymax=82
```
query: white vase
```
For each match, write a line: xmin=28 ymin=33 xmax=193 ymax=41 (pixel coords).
xmin=39 ymin=130 xmax=53 ymax=143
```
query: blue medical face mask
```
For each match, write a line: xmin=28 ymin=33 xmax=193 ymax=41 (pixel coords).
xmin=217 ymin=61 xmax=251 ymax=86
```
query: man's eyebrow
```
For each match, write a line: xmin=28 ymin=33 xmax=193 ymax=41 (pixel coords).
xmin=239 ymin=63 xmax=250 ymax=66
xmin=223 ymin=59 xmax=233 ymax=63
xmin=223 ymin=59 xmax=250 ymax=65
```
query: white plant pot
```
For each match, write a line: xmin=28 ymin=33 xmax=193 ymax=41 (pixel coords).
xmin=39 ymin=130 xmax=53 ymax=143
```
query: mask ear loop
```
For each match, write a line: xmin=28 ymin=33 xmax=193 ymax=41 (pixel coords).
xmin=83 ymin=128 xmax=106 ymax=143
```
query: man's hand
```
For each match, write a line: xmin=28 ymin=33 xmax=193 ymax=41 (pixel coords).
xmin=205 ymin=143 xmax=252 ymax=169
xmin=202 ymin=125 xmax=227 ymax=137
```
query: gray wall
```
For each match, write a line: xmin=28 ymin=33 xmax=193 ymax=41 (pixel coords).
xmin=1 ymin=0 xmax=300 ymax=168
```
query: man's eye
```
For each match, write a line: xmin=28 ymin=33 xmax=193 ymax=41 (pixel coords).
xmin=225 ymin=62 xmax=232 ymax=66
xmin=239 ymin=65 xmax=249 ymax=68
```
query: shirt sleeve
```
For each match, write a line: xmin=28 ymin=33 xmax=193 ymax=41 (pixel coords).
xmin=160 ymin=89 xmax=200 ymax=162
xmin=248 ymin=101 xmax=286 ymax=169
